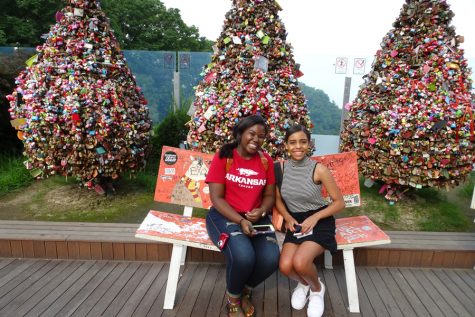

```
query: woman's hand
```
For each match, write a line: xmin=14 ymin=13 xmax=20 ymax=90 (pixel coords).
xmin=284 ymin=216 xmax=299 ymax=232
xmin=245 ymin=207 xmax=266 ymax=223
xmin=240 ymin=218 xmax=255 ymax=236
xmin=300 ymin=214 xmax=320 ymax=234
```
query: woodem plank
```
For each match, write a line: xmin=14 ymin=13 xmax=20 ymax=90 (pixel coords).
xmin=124 ymin=243 xmax=136 ymax=261
xmin=86 ymin=261 xmax=142 ymax=316
xmin=32 ymin=241 xmax=46 ymax=258
xmin=356 ymin=267 xmax=389 ymax=317
xmin=446 ymin=270 xmax=475 ymax=297
xmin=10 ymin=240 xmax=23 ymax=257
xmin=102 ymin=262 xmax=153 ymax=316
xmin=376 ymin=268 xmax=417 ymax=317
xmin=21 ymin=240 xmax=34 ymax=257
xmin=204 ymin=265 xmax=227 ymax=317
xmin=68 ymin=262 xmax=129 ymax=316
xmin=398 ymin=268 xmax=444 ymax=317
xmin=454 ymin=269 xmax=475 ymax=291
xmin=78 ymin=242 xmax=91 ymax=260
xmin=366 ymin=267 xmax=404 ymax=317
xmin=56 ymin=241 xmax=68 ymax=258
xmin=387 ymin=268 xmax=429 ymax=317
xmin=0 ymin=259 xmax=38 ymax=289
xmin=0 ymin=240 xmax=11 ymax=257
xmin=263 ymin=271 xmax=278 ymax=317
xmin=250 ymin=276 xmax=265 ymax=317
xmin=0 ymin=260 xmax=72 ymax=315
xmin=276 ymin=271 xmax=292 ymax=317
xmin=190 ymin=264 xmax=220 ymax=317
xmin=441 ymin=251 xmax=456 ymax=267
xmin=412 ymin=268 xmax=458 ymax=316
xmin=67 ymin=241 xmax=79 ymax=259
xmin=44 ymin=241 xmax=57 ymax=258
xmin=0 ymin=260 xmax=55 ymax=307
xmin=161 ymin=264 xmax=198 ymax=317
xmin=332 ymin=266 xmax=360 ymax=317
xmin=140 ymin=263 xmax=173 ymax=317
xmin=38 ymin=260 xmax=108 ymax=317
xmin=387 ymin=250 xmax=401 ymax=266
xmin=90 ymin=241 xmax=102 ymax=259
xmin=353 ymin=268 xmax=376 ymax=317
xmin=0 ymin=258 xmax=14 ymax=271
xmin=24 ymin=260 xmax=95 ymax=317
xmin=145 ymin=243 xmax=159 ymax=261
xmin=136 ymin=243 xmax=148 ymax=261
xmin=421 ymin=269 xmax=472 ymax=317
xmin=431 ymin=269 xmax=475 ymax=315
xmin=174 ymin=264 xmax=208 ymax=317
xmin=397 ymin=250 xmax=411 ymax=267
xmin=322 ymin=267 xmax=348 ymax=317
xmin=101 ymin=242 xmax=114 ymax=260
xmin=113 ymin=242 xmax=125 ymax=260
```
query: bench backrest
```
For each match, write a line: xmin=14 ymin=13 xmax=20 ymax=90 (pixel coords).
xmin=154 ymin=146 xmax=361 ymax=209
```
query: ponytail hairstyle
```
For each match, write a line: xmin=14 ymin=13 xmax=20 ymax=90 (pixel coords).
xmin=219 ymin=115 xmax=268 ymax=158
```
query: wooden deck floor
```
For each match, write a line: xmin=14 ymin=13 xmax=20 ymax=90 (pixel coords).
xmin=0 ymin=258 xmax=473 ymax=317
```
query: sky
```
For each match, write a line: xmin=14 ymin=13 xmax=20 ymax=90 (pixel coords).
xmin=161 ymin=0 xmax=475 ymax=107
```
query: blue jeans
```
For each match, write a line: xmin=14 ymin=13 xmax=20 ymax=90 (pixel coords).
xmin=206 ymin=207 xmax=280 ymax=296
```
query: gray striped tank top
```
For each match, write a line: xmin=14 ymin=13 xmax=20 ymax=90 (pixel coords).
xmin=280 ymin=156 xmax=328 ymax=213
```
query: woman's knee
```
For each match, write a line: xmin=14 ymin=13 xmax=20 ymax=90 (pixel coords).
xmin=292 ymin=256 xmax=313 ymax=274
xmin=279 ymin=256 xmax=293 ymax=276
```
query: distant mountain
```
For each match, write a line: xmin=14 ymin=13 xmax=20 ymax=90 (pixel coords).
xmin=299 ymin=82 xmax=342 ymax=135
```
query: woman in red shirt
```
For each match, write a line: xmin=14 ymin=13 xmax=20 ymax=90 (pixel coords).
xmin=206 ymin=115 xmax=279 ymax=317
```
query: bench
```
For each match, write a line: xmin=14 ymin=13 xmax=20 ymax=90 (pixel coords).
xmin=135 ymin=146 xmax=391 ymax=313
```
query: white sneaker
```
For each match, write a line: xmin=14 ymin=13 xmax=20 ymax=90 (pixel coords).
xmin=307 ymin=279 xmax=325 ymax=317
xmin=291 ymin=282 xmax=310 ymax=310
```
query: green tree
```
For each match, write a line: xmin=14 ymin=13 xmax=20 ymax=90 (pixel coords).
xmin=300 ymin=82 xmax=342 ymax=135
xmin=0 ymin=0 xmax=213 ymax=51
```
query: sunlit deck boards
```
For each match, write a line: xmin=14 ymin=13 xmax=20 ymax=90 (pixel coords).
xmin=0 ymin=258 xmax=473 ymax=317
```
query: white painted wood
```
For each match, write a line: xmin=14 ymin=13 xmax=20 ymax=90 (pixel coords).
xmin=163 ymin=244 xmax=185 ymax=309
xmin=343 ymin=249 xmax=360 ymax=313
xmin=180 ymin=206 xmax=193 ymax=265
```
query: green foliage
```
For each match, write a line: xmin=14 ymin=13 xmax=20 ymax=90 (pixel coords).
xmin=150 ymin=109 xmax=190 ymax=161
xmin=0 ymin=0 xmax=213 ymax=51
xmin=0 ymin=0 xmax=62 ymax=46
xmin=299 ymin=82 xmax=342 ymax=135
xmin=101 ymin=0 xmax=213 ymax=51
xmin=343 ymin=177 xmax=473 ymax=232
xmin=0 ymin=154 xmax=32 ymax=196
xmin=458 ymin=173 xmax=474 ymax=200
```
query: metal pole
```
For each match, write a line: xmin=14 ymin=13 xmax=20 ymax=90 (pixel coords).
xmin=338 ymin=77 xmax=352 ymax=151
xmin=173 ymin=71 xmax=180 ymax=111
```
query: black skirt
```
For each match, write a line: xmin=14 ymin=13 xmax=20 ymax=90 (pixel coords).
xmin=283 ymin=206 xmax=337 ymax=254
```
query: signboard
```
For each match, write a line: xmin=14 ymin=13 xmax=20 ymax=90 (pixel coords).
xmin=135 ymin=210 xmax=218 ymax=251
xmin=155 ymin=146 xmax=360 ymax=209
xmin=312 ymin=151 xmax=360 ymax=207
xmin=154 ymin=146 xmax=214 ymax=208
xmin=353 ymin=58 xmax=366 ymax=75
xmin=335 ymin=57 xmax=348 ymax=74
xmin=335 ymin=216 xmax=390 ymax=248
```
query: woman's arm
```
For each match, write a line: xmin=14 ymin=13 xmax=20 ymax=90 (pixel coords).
xmin=209 ymin=182 xmax=254 ymax=235
xmin=245 ymin=183 xmax=275 ymax=223
xmin=300 ymin=164 xmax=345 ymax=233
xmin=275 ymin=187 xmax=299 ymax=232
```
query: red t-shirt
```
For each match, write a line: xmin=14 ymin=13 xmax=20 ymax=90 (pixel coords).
xmin=205 ymin=149 xmax=275 ymax=213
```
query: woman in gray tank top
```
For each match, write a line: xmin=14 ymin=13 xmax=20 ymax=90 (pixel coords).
xmin=275 ymin=125 xmax=344 ymax=317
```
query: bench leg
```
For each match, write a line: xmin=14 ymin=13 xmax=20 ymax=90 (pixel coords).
xmin=343 ymin=249 xmax=360 ymax=313
xmin=324 ymin=250 xmax=333 ymax=269
xmin=164 ymin=243 xmax=185 ymax=309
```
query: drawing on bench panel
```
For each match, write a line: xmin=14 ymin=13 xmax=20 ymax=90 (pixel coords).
xmin=136 ymin=146 xmax=391 ymax=313
xmin=154 ymin=147 xmax=213 ymax=208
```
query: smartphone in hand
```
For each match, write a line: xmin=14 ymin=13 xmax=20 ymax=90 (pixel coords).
xmin=251 ymin=224 xmax=275 ymax=235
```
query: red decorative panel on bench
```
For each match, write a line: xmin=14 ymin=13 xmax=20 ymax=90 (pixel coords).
xmin=335 ymin=216 xmax=390 ymax=249
xmin=154 ymin=146 xmax=214 ymax=208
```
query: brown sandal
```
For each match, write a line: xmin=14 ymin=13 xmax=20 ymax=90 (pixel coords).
xmin=241 ymin=293 xmax=255 ymax=317
xmin=226 ymin=298 xmax=245 ymax=317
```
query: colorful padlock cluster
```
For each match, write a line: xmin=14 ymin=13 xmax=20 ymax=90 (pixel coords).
xmin=340 ymin=0 xmax=474 ymax=200
xmin=7 ymin=0 xmax=152 ymax=187
xmin=186 ymin=0 xmax=312 ymax=158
